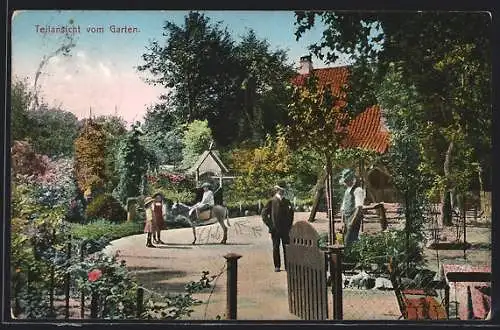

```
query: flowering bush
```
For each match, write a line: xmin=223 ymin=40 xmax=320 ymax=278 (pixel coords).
xmin=147 ymin=171 xmax=195 ymax=202
xmin=10 ymin=147 xmax=81 ymax=318
xmin=68 ymin=250 xmax=138 ymax=319
xmin=88 ymin=269 xmax=103 ymax=282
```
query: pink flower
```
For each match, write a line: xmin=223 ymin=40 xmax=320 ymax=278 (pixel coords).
xmin=88 ymin=269 xmax=102 ymax=282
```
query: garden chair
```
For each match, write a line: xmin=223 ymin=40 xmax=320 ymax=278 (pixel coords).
xmin=389 ymin=260 xmax=447 ymax=320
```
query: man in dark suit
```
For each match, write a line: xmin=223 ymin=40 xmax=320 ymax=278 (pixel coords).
xmin=262 ymin=183 xmax=294 ymax=272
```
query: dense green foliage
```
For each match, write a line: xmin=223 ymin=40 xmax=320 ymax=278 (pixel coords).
xmin=138 ymin=11 xmax=295 ymax=148
xmin=70 ymin=220 xmax=143 ymax=244
xmin=28 ymin=106 xmax=79 ymax=157
xmin=85 ymin=194 xmax=127 ymax=223
xmin=11 ymin=78 xmax=35 ymax=143
xmin=180 ymin=120 xmax=213 ymax=169
xmin=295 ymin=11 xmax=492 ymax=227
xmin=114 ymin=125 xmax=156 ymax=204
xmin=94 ymin=115 xmax=128 ymax=194
xmin=11 ymin=78 xmax=79 ymax=157
xmin=74 ymin=120 xmax=109 ymax=195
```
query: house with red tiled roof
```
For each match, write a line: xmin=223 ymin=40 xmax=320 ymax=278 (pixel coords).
xmin=292 ymin=56 xmax=390 ymax=154
xmin=292 ymin=56 xmax=396 ymax=203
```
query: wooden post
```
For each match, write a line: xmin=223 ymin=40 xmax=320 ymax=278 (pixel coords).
xmin=327 ymin=244 xmax=343 ymax=320
xmin=463 ymin=195 xmax=467 ymax=260
xmin=80 ymin=243 xmax=85 ymax=319
xmin=136 ymin=287 xmax=144 ymax=319
xmin=65 ymin=236 xmax=71 ymax=320
xmin=445 ymin=284 xmax=450 ymax=319
xmin=127 ymin=198 xmax=137 ymax=222
xmin=90 ymin=292 xmax=98 ymax=318
xmin=466 ymin=286 xmax=473 ymax=320
xmin=325 ymin=155 xmax=335 ymax=245
xmin=49 ymin=228 xmax=56 ymax=318
xmin=224 ymin=253 xmax=242 ymax=320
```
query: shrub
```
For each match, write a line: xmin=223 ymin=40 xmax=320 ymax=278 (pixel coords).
xmin=70 ymin=219 xmax=143 ymax=243
xmin=85 ymin=194 xmax=127 ymax=223
xmin=343 ymin=229 xmax=425 ymax=274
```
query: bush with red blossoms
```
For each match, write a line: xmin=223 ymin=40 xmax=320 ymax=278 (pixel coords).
xmin=88 ymin=269 xmax=103 ymax=282
xmin=147 ymin=171 xmax=196 ymax=202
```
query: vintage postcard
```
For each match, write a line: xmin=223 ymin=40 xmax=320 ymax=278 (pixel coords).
xmin=8 ymin=9 xmax=492 ymax=322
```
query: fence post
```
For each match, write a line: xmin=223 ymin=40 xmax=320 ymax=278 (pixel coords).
xmin=65 ymin=236 xmax=71 ymax=320
xmin=49 ymin=228 xmax=56 ymax=318
xmin=90 ymin=292 xmax=98 ymax=318
xmin=239 ymin=202 xmax=242 ymax=216
xmin=80 ymin=242 xmax=85 ymax=319
xmin=136 ymin=287 xmax=144 ymax=319
xmin=224 ymin=253 xmax=242 ymax=320
xmin=326 ymin=244 xmax=344 ymax=320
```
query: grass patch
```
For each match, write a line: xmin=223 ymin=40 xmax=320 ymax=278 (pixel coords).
xmin=70 ymin=219 xmax=143 ymax=242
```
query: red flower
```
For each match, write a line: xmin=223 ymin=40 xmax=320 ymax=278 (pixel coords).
xmin=88 ymin=269 xmax=102 ymax=282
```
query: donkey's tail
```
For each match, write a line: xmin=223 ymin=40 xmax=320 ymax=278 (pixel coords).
xmin=226 ymin=207 xmax=231 ymax=227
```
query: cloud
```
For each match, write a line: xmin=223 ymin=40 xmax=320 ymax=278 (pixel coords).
xmin=98 ymin=62 xmax=111 ymax=77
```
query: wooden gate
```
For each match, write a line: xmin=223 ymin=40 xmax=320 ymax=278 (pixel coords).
xmin=286 ymin=221 xmax=328 ymax=320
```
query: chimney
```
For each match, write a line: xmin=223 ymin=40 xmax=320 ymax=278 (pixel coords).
xmin=299 ymin=55 xmax=313 ymax=75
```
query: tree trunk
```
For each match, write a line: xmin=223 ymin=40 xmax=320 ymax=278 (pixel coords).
xmin=440 ymin=141 xmax=454 ymax=227
xmin=308 ymin=167 xmax=327 ymax=222
xmin=325 ymin=155 xmax=335 ymax=244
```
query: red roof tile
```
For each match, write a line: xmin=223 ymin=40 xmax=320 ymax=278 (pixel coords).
xmin=292 ymin=67 xmax=390 ymax=154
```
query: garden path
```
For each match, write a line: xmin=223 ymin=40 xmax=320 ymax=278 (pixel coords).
xmin=103 ymin=212 xmax=404 ymax=320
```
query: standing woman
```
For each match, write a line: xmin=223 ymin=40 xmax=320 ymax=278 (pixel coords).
xmin=143 ymin=196 xmax=156 ymax=248
xmin=152 ymin=192 xmax=168 ymax=244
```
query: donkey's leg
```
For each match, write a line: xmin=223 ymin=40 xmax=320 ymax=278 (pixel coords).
xmin=225 ymin=208 xmax=231 ymax=227
xmin=187 ymin=217 xmax=197 ymax=245
xmin=218 ymin=216 xmax=228 ymax=244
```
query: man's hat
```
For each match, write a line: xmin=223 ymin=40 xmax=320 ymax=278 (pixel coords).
xmin=339 ymin=168 xmax=356 ymax=184
xmin=201 ymin=182 xmax=211 ymax=189
xmin=152 ymin=192 xmax=164 ymax=199
xmin=273 ymin=181 xmax=286 ymax=191
xmin=144 ymin=197 xmax=155 ymax=206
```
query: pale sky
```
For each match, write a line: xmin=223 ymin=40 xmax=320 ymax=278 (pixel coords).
xmin=12 ymin=10 xmax=348 ymax=126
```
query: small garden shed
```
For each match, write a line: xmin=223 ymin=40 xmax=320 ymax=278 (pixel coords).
xmin=186 ymin=144 xmax=235 ymax=188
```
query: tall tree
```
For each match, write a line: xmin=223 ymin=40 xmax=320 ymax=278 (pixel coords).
xmin=28 ymin=105 xmax=79 ymax=158
xmin=180 ymin=120 xmax=213 ymax=170
xmin=295 ymin=11 xmax=492 ymax=226
xmin=11 ymin=77 xmax=35 ymax=143
xmin=94 ymin=115 xmax=128 ymax=193
xmin=114 ymin=124 xmax=154 ymax=204
xmin=138 ymin=14 xmax=296 ymax=147
xmin=285 ymin=73 xmax=356 ymax=243
xmin=74 ymin=119 xmax=108 ymax=196
xmin=233 ymin=29 xmax=296 ymax=144
xmin=137 ymin=12 xmax=239 ymax=136
xmin=142 ymin=104 xmax=184 ymax=166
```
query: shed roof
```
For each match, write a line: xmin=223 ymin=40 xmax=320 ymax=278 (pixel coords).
xmin=187 ymin=149 xmax=229 ymax=175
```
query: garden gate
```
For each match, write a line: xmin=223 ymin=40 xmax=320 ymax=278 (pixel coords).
xmin=285 ymin=221 xmax=329 ymax=320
